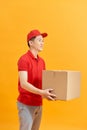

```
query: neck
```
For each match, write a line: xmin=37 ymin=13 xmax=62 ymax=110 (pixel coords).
xmin=30 ymin=49 xmax=38 ymax=58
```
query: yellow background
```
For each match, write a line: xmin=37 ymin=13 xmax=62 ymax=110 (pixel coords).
xmin=0 ymin=0 xmax=87 ymax=130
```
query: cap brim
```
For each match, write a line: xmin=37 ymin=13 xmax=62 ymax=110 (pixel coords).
xmin=41 ymin=33 xmax=48 ymax=38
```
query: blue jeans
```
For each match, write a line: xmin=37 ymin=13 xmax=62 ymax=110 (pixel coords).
xmin=17 ymin=101 xmax=42 ymax=130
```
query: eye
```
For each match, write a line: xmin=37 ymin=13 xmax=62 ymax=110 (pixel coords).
xmin=39 ymin=39 xmax=41 ymax=42
xmin=39 ymin=39 xmax=44 ymax=42
xmin=39 ymin=39 xmax=41 ymax=41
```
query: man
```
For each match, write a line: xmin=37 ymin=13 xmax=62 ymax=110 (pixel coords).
xmin=17 ymin=29 xmax=56 ymax=130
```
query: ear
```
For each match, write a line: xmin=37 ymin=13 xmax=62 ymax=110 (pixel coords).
xmin=29 ymin=40 xmax=33 ymax=46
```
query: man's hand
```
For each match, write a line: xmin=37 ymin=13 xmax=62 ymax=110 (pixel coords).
xmin=41 ymin=89 xmax=57 ymax=101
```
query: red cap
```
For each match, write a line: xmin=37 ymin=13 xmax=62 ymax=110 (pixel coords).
xmin=27 ymin=29 xmax=48 ymax=42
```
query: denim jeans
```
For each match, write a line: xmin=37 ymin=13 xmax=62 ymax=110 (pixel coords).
xmin=17 ymin=101 xmax=42 ymax=130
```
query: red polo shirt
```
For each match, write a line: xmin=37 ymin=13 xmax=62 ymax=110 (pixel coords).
xmin=17 ymin=50 xmax=46 ymax=106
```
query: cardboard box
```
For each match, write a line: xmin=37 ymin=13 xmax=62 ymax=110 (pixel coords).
xmin=42 ymin=70 xmax=81 ymax=100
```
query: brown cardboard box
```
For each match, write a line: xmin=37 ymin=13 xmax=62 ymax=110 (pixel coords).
xmin=42 ymin=70 xmax=81 ymax=100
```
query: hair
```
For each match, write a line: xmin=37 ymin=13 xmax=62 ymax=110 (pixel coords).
xmin=27 ymin=36 xmax=36 ymax=47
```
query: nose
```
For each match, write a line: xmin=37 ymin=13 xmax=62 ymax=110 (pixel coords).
xmin=40 ymin=42 xmax=44 ymax=47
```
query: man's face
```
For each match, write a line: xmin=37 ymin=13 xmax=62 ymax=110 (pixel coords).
xmin=30 ymin=35 xmax=44 ymax=52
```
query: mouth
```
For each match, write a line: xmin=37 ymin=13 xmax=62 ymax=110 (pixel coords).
xmin=39 ymin=46 xmax=43 ymax=50
xmin=40 ymin=45 xmax=43 ymax=47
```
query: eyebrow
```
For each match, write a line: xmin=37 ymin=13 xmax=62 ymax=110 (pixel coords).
xmin=36 ymin=37 xmax=44 ymax=40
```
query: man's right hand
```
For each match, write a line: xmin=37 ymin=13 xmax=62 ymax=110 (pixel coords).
xmin=41 ymin=89 xmax=57 ymax=101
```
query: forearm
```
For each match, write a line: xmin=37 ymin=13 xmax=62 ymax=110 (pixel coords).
xmin=20 ymin=81 xmax=43 ymax=96
xmin=18 ymin=71 xmax=56 ymax=100
xmin=20 ymin=81 xmax=57 ymax=100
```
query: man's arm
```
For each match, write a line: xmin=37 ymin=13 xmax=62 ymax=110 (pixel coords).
xmin=18 ymin=71 xmax=56 ymax=100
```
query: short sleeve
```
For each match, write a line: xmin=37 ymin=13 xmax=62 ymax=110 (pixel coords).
xmin=17 ymin=57 xmax=28 ymax=71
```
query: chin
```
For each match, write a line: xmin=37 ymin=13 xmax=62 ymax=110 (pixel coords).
xmin=38 ymin=48 xmax=43 ymax=52
xmin=38 ymin=49 xmax=43 ymax=52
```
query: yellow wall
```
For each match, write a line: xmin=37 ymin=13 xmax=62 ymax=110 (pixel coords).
xmin=0 ymin=0 xmax=87 ymax=130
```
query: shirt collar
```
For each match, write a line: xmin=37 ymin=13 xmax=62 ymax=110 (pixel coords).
xmin=27 ymin=50 xmax=40 ymax=60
